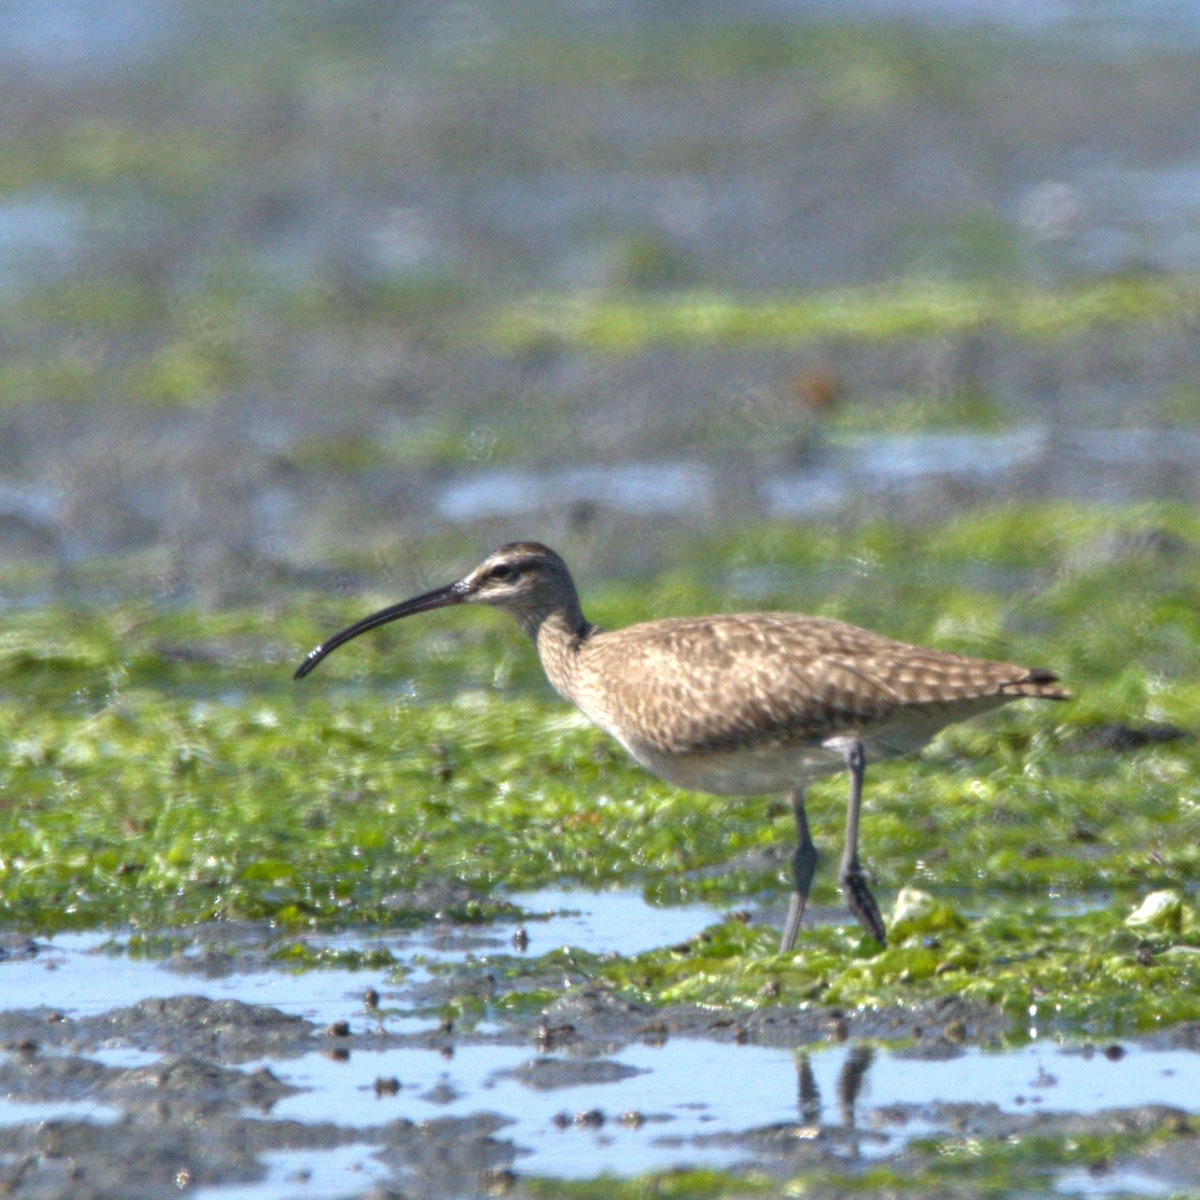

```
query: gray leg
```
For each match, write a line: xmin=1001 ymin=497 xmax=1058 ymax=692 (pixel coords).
xmin=780 ymin=787 xmax=818 ymax=954
xmin=839 ymin=741 xmax=886 ymax=944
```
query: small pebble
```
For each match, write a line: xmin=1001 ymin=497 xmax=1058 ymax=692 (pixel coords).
xmin=635 ymin=1020 xmax=668 ymax=1047
xmin=636 ymin=1021 xmax=667 ymax=1034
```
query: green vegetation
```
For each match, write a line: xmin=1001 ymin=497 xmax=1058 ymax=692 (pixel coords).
xmin=435 ymin=889 xmax=1200 ymax=1037
xmin=1 ymin=504 xmax=1197 ymax=1038
xmin=519 ymin=1112 xmax=1192 ymax=1199
xmin=17 ymin=270 xmax=1191 ymax=426
xmin=491 ymin=276 xmax=1200 ymax=354
xmin=523 ymin=1170 xmax=775 ymax=1200
xmin=486 ymin=898 xmax=1200 ymax=1036
xmin=440 ymin=19 xmax=1020 ymax=99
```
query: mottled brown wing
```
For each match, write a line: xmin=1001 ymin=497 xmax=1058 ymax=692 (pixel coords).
xmin=576 ymin=615 xmax=889 ymax=754
xmin=578 ymin=613 xmax=1063 ymax=757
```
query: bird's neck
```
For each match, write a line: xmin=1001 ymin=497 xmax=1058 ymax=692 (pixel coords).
xmin=526 ymin=606 xmax=596 ymax=703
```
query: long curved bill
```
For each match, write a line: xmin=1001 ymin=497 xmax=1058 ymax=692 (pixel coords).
xmin=293 ymin=580 xmax=467 ymax=679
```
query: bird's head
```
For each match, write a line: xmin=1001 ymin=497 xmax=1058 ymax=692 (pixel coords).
xmin=293 ymin=542 xmax=579 ymax=678
xmin=457 ymin=542 xmax=574 ymax=614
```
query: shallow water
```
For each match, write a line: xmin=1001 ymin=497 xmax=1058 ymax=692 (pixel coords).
xmin=1 ymin=889 xmax=1197 ymax=1197
xmin=6 ymin=931 xmax=413 ymax=1029
xmin=0 ymin=1097 xmax=121 ymax=1129
xmin=248 ymin=1037 xmax=1200 ymax=1178
xmin=1057 ymin=1164 xmax=1178 ymax=1198
xmin=189 ymin=1144 xmax=391 ymax=1200
xmin=434 ymin=428 xmax=1200 ymax=524
xmin=8 ymin=888 xmax=724 ymax=1024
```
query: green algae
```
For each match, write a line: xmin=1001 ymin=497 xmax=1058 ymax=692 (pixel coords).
xmin=268 ymin=941 xmax=401 ymax=970
xmin=450 ymin=20 xmax=1002 ymax=90
xmin=522 ymin=1169 xmax=775 ymax=1200
xmin=0 ymin=503 xmax=1198 ymax=1037
xmin=491 ymin=276 xmax=1200 ymax=355
xmin=515 ymin=1119 xmax=1192 ymax=1200
xmin=824 ymin=388 xmax=1010 ymax=436
xmin=432 ymin=885 xmax=1200 ymax=1036
xmin=590 ymin=901 xmax=1200 ymax=1035
xmin=808 ymin=1118 xmax=1190 ymax=1199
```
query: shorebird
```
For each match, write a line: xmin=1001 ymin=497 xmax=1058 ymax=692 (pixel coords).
xmin=295 ymin=542 xmax=1068 ymax=952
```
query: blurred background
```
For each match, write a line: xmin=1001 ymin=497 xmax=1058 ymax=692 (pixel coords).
xmin=1 ymin=0 xmax=1199 ymax=609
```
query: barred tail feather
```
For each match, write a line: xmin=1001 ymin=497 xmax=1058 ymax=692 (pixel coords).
xmin=1000 ymin=668 xmax=1070 ymax=701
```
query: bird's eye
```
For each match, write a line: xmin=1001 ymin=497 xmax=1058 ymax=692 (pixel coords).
xmin=489 ymin=563 xmax=516 ymax=581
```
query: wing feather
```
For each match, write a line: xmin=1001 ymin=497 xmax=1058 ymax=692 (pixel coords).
xmin=575 ymin=613 xmax=1055 ymax=756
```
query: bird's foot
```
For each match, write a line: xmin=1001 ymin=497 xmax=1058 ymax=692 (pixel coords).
xmin=840 ymin=866 xmax=886 ymax=946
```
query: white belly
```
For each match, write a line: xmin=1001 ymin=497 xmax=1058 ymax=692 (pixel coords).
xmin=626 ymin=740 xmax=848 ymax=796
xmin=573 ymin=692 xmax=970 ymax=798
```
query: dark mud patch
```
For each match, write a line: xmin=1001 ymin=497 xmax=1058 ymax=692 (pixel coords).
xmin=0 ymin=995 xmax=514 ymax=1198
xmin=0 ymin=995 xmax=316 ymax=1066
xmin=1067 ymin=720 xmax=1191 ymax=753
xmin=0 ymin=1107 xmax=514 ymax=1200
xmin=85 ymin=996 xmax=317 ymax=1064
xmin=0 ymin=1050 xmax=294 ymax=1115
xmin=500 ymin=1056 xmax=646 ymax=1091
xmin=528 ymin=984 xmax=1007 ymax=1052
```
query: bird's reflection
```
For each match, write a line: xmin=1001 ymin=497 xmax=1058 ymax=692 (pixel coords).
xmin=795 ymin=1043 xmax=876 ymax=1157
xmin=796 ymin=1051 xmax=821 ymax=1125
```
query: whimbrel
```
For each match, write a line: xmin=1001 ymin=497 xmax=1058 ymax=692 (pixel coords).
xmin=295 ymin=543 xmax=1068 ymax=952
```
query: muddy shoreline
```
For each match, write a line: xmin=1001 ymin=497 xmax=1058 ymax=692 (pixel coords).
xmin=1 ymin=908 xmax=1198 ymax=1198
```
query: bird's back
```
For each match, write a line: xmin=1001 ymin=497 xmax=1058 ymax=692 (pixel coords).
xmin=560 ymin=612 xmax=1065 ymax=792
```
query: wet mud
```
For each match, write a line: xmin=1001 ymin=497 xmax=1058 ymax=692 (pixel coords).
xmin=1 ymin=918 xmax=1198 ymax=1198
